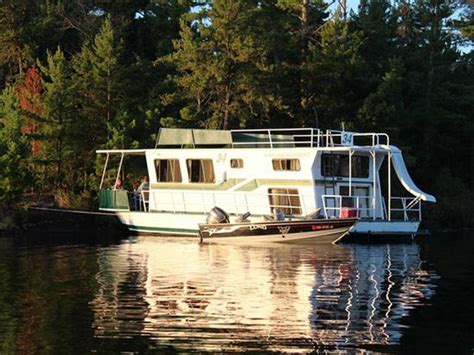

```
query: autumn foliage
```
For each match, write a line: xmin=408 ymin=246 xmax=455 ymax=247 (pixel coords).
xmin=17 ymin=66 xmax=42 ymax=156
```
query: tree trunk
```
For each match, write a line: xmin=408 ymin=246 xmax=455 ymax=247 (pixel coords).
xmin=222 ymin=85 xmax=231 ymax=130
xmin=300 ymin=0 xmax=309 ymax=122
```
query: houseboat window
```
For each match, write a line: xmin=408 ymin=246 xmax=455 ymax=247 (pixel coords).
xmin=321 ymin=154 xmax=369 ymax=178
xmin=272 ymin=159 xmax=301 ymax=171
xmin=155 ymin=159 xmax=182 ymax=182
xmin=186 ymin=159 xmax=215 ymax=183
xmin=268 ymin=188 xmax=302 ymax=215
xmin=230 ymin=159 xmax=244 ymax=168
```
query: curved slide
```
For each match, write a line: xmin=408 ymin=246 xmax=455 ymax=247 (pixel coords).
xmin=390 ymin=147 xmax=436 ymax=203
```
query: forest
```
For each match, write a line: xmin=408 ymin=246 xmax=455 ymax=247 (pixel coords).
xmin=0 ymin=0 xmax=472 ymax=228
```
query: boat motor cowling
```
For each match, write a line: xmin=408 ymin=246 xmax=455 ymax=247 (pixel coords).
xmin=206 ymin=207 xmax=230 ymax=224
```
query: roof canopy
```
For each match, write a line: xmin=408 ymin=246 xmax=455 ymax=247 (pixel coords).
xmin=96 ymin=149 xmax=147 ymax=155
xmin=156 ymin=128 xmax=233 ymax=146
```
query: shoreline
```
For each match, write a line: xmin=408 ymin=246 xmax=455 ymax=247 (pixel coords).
xmin=1 ymin=207 xmax=472 ymax=238
xmin=0 ymin=206 xmax=128 ymax=237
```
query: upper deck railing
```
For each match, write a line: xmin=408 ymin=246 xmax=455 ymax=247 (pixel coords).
xmin=230 ymin=128 xmax=390 ymax=148
xmin=155 ymin=127 xmax=390 ymax=149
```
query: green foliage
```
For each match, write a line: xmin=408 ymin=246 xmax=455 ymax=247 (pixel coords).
xmin=303 ymin=12 xmax=363 ymax=129
xmin=37 ymin=47 xmax=75 ymax=190
xmin=0 ymin=86 xmax=30 ymax=206
xmin=428 ymin=168 xmax=474 ymax=228
xmin=0 ymin=0 xmax=471 ymax=227
xmin=169 ymin=0 xmax=284 ymax=129
xmin=70 ymin=15 xmax=127 ymax=191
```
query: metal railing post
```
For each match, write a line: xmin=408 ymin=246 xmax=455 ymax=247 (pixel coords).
xmin=388 ymin=152 xmax=392 ymax=221
xmin=403 ymin=198 xmax=408 ymax=221
xmin=115 ymin=153 xmax=125 ymax=187
xmin=371 ymin=150 xmax=376 ymax=220
xmin=349 ymin=150 xmax=353 ymax=197
xmin=99 ymin=153 xmax=109 ymax=190
xmin=233 ymin=193 xmax=238 ymax=214
xmin=322 ymin=196 xmax=328 ymax=218
xmin=201 ymin=192 xmax=206 ymax=213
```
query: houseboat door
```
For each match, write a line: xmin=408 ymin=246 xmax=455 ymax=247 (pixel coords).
xmin=338 ymin=185 xmax=371 ymax=218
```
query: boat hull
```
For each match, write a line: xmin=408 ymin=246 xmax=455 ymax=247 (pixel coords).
xmin=114 ymin=211 xmax=419 ymax=240
xmin=198 ymin=218 xmax=357 ymax=244
xmin=350 ymin=220 xmax=420 ymax=235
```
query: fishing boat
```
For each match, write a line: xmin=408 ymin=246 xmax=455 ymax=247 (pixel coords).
xmin=96 ymin=128 xmax=436 ymax=239
xmin=198 ymin=207 xmax=357 ymax=244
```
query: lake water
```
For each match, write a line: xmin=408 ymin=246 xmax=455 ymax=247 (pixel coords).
xmin=0 ymin=231 xmax=472 ymax=353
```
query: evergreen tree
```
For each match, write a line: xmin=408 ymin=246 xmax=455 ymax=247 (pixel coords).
xmin=0 ymin=86 xmax=30 ymax=206
xmin=169 ymin=0 xmax=283 ymax=129
xmin=0 ymin=0 xmax=38 ymax=84
xmin=303 ymin=10 xmax=363 ymax=129
xmin=357 ymin=58 xmax=405 ymax=139
xmin=0 ymin=0 xmax=470 ymax=226
xmin=351 ymin=0 xmax=399 ymax=127
xmin=270 ymin=0 xmax=328 ymax=126
xmin=71 ymin=15 xmax=126 ymax=190
xmin=38 ymin=47 xmax=76 ymax=189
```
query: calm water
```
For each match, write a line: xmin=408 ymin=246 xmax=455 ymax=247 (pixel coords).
xmin=0 ymin=231 xmax=472 ymax=353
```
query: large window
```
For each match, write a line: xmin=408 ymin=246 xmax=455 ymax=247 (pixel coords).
xmin=155 ymin=159 xmax=182 ymax=182
xmin=272 ymin=159 xmax=301 ymax=171
xmin=321 ymin=154 xmax=369 ymax=178
xmin=268 ymin=188 xmax=302 ymax=215
xmin=186 ymin=159 xmax=215 ymax=183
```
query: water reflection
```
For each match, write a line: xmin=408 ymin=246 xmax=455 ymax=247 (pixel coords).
xmin=90 ymin=238 xmax=438 ymax=351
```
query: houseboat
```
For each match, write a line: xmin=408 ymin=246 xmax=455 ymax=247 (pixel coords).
xmin=97 ymin=128 xmax=436 ymax=238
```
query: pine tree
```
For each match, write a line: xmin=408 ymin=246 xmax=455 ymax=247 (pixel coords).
xmin=169 ymin=0 xmax=283 ymax=129
xmin=0 ymin=0 xmax=36 ymax=80
xmin=357 ymin=58 xmax=405 ymax=139
xmin=0 ymin=86 xmax=30 ymax=206
xmin=71 ymin=15 xmax=127 ymax=190
xmin=38 ymin=47 xmax=76 ymax=189
xmin=272 ymin=0 xmax=328 ymax=126
xmin=303 ymin=10 xmax=363 ymax=129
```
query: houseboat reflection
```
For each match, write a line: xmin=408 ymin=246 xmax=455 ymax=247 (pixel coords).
xmin=90 ymin=238 xmax=437 ymax=351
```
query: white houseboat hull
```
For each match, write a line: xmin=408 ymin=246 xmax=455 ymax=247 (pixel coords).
xmin=116 ymin=211 xmax=419 ymax=238
xmin=116 ymin=211 xmax=201 ymax=235
xmin=351 ymin=220 xmax=420 ymax=235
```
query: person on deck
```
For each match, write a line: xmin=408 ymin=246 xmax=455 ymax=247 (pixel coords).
xmin=137 ymin=176 xmax=149 ymax=192
xmin=134 ymin=176 xmax=149 ymax=210
xmin=113 ymin=177 xmax=124 ymax=190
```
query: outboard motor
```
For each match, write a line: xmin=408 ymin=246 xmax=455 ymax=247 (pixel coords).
xmin=206 ymin=207 xmax=230 ymax=224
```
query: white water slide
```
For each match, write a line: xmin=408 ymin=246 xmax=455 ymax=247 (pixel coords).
xmin=390 ymin=146 xmax=436 ymax=203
